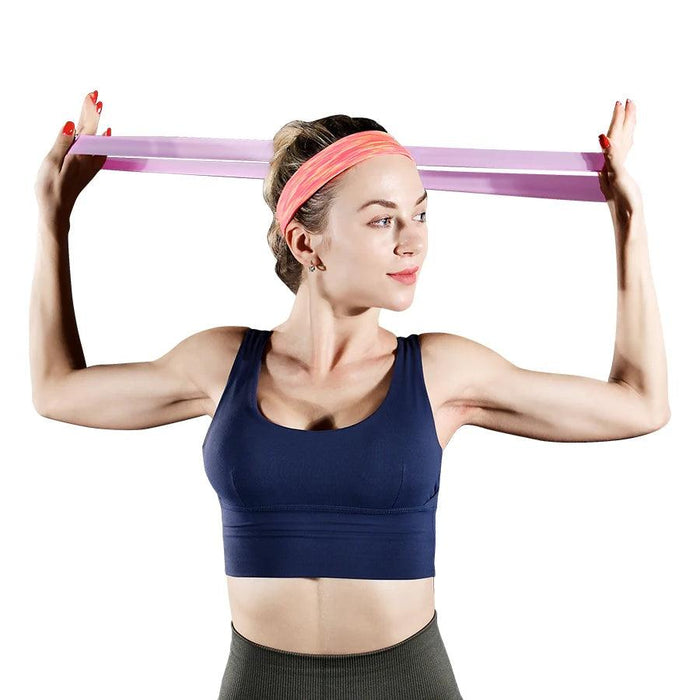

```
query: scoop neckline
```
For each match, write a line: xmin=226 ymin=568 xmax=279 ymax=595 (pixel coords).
xmin=250 ymin=328 xmax=403 ymax=434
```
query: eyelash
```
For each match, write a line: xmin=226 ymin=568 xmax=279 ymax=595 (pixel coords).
xmin=370 ymin=211 xmax=427 ymax=228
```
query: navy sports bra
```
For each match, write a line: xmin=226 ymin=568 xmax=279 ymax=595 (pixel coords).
xmin=202 ymin=328 xmax=444 ymax=580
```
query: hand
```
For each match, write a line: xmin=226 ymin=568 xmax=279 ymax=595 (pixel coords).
xmin=34 ymin=90 xmax=110 ymax=231
xmin=597 ymin=99 xmax=644 ymax=221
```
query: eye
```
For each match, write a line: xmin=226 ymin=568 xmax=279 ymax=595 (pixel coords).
xmin=370 ymin=211 xmax=427 ymax=228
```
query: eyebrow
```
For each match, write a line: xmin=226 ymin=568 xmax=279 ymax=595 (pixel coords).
xmin=356 ymin=189 xmax=428 ymax=212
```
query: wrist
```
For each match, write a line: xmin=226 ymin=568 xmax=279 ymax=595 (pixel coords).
xmin=614 ymin=209 xmax=647 ymax=243
xmin=38 ymin=212 xmax=70 ymax=239
xmin=609 ymin=198 xmax=644 ymax=227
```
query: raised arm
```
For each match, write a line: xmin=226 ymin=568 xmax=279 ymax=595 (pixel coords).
xmin=30 ymin=91 xmax=238 ymax=430
xmin=29 ymin=217 xmax=237 ymax=429
xmin=421 ymin=100 xmax=670 ymax=443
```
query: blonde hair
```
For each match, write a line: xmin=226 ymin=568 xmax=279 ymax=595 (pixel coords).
xmin=262 ymin=114 xmax=388 ymax=295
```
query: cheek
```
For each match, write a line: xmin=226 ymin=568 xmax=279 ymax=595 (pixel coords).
xmin=335 ymin=233 xmax=380 ymax=263
xmin=327 ymin=229 xmax=396 ymax=278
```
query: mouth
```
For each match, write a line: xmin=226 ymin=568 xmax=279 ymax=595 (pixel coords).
xmin=387 ymin=266 xmax=419 ymax=284
xmin=387 ymin=265 xmax=419 ymax=276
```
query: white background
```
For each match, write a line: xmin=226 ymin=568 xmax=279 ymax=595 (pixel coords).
xmin=2 ymin=0 xmax=697 ymax=697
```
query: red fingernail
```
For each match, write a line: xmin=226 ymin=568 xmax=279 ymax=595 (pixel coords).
xmin=105 ymin=127 xmax=111 ymax=136
xmin=96 ymin=101 xmax=103 ymax=115
xmin=63 ymin=121 xmax=75 ymax=135
xmin=598 ymin=134 xmax=610 ymax=149
xmin=89 ymin=90 xmax=98 ymax=104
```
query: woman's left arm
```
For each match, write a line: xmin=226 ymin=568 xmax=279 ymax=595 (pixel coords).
xmin=427 ymin=99 xmax=670 ymax=442
xmin=597 ymin=99 xmax=670 ymax=422
xmin=605 ymin=214 xmax=670 ymax=423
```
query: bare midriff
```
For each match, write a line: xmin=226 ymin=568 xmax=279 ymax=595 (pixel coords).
xmin=226 ymin=575 xmax=436 ymax=654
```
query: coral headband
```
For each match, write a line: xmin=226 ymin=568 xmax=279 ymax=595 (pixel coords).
xmin=275 ymin=130 xmax=416 ymax=237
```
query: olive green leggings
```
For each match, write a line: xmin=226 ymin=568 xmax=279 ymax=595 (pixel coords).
xmin=217 ymin=608 xmax=462 ymax=699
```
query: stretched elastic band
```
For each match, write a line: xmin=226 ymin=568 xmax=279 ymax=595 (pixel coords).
xmin=68 ymin=135 xmax=607 ymax=202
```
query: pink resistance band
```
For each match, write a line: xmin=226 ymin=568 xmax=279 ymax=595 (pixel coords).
xmin=68 ymin=134 xmax=607 ymax=213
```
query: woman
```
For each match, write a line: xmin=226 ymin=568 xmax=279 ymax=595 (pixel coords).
xmin=31 ymin=91 xmax=670 ymax=699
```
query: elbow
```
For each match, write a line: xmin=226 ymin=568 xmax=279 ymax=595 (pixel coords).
xmin=33 ymin=399 xmax=49 ymax=419
xmin=32 ymin=390 xmax=53 ymax=419
xmin=648 ymin=404 xmax=671 ymax=432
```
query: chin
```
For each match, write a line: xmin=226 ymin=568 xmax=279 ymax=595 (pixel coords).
xmin=383 ymin=297 xmax=414 ymax=312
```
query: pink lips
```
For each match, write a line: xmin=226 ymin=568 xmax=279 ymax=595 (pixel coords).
xmin=387 ymin=266 xmax=419 ymax=285
xmin=388 ymin=266 xmax=419 ymax=276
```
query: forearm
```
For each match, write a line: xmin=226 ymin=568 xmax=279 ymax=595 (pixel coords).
xmin=608 ymin=211 xmax=670 ymax=421
xmin=29 ymin=217 xmax=86 ymax=409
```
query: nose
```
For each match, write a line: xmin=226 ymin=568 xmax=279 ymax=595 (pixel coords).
xmin=396 ymin=226 xmax=426 ymax=254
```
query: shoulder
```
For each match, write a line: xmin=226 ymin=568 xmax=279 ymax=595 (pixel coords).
xmin=164 ymin=325 xmax=249 ymax=368
xmin=416 ymin=332 xmax=515 ymax=410
xmin=159 ymin=326 xmax=250 ymax=416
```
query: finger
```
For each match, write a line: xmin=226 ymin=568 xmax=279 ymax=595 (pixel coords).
xmin=76 ymin=89 xmax=101 ymax=136
xmin=607 ymin=100 xmax=625 ymax=140
xmin=45 ymin=120 xmax=77 ymax=171
xmin=623 ymin=98 xmax=636 ymax=132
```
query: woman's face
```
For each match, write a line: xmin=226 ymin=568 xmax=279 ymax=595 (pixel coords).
xmin=304 ymin=153 xmax=428 ymax=312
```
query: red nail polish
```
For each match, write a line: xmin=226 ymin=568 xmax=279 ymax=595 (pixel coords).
xmin=63 ymin=121 xmax=75 ymax=135
xmin=105 ymin=127 xmax=111 ymax=136
xmin=598 ymin=134 xmax=610 ymax=149
xmin=96 ymin=101 xmax=103 ymax=115
xmin=89 ymin=90 xmax=98 ymax=104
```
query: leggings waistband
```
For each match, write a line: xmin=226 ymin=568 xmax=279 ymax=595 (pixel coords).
xmin=219 ymin=608 xmax=462 ymax=699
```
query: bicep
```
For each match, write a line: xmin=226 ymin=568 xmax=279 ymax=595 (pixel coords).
xmin=426 ymin=332 xmax=666 ymax=443
xmin=465 ymin=363 xmax=660 ymax=442
xmin=36 ymin=329 xmax=217 ymax=430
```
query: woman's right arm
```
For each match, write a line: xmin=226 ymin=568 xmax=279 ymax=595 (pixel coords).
xmin=30 ymin=219 xmax=221 ymax=429
xmin=30 ymin=91 xmax=229 ymax=430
